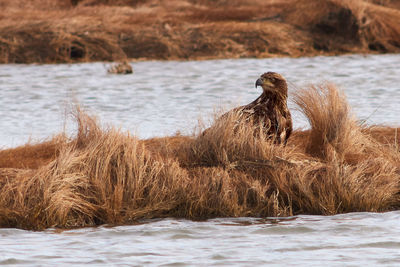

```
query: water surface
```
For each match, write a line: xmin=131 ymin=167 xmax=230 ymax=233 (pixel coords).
xmin=1 ymin=54 xmax=399 ymax=147
xmin=1 ymin=212 xmax=400 ymax=266
xmin=1 ymin=54 xmax=400 ymax=265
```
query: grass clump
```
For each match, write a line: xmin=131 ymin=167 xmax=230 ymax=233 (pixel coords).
xmin=0 ymin=84 xmax=400 ymax=230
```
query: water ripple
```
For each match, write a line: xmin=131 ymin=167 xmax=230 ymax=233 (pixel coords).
xmin=1 ymin=55 xmax=400 ymax=265
xmin=1 ymin=54 xmax=400 ymax=147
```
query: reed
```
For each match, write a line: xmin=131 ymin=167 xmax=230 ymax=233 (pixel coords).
xmin=292 ymin=83 xmax=358 ymax=161
xmin=0 ymin=84 xmax=400 ymax=230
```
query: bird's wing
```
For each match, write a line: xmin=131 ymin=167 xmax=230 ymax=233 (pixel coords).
xmin=281 ymin=107 xmax=293 ymax=144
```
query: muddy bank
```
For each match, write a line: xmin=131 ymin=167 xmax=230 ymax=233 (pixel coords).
xmin=1 ymin=0 xmax=400 ymax=63
xmin=1 ymin=84 xmax=400 ymax=230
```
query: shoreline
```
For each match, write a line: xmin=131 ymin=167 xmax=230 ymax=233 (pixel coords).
xmin=1 ymin=0 xmax=400 ymax=64
xmin=0 ymin=51 xmax=392 ymax=66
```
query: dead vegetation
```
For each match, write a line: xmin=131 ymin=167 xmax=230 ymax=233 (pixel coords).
xmin=0 ymin=137 xmax=64 ymax=169
xmin=1 ymin=83 xmax=400 ymax=230
xmin=0 ymin=0 xmax=400 ymax=63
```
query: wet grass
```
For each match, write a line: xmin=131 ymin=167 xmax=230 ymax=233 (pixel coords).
xmin=1 ymin=84 xmax=400 ymax=230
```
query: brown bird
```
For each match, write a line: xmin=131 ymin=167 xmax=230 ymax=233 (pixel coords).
xmin=107 ymin=61 xmax=133 ymax=74
xmin=217 ymin=72 xmax=293 ymax=144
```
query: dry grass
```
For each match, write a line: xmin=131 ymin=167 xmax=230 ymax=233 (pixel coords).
xmin=283 ymin=0 xmax=400 ymax=52
xmin=1 ymin=83 xmax=400 ymax=230
xmin=293 ymin=84 xmax=358 ymax=161
xmin=0 ymin=137 xmax=64 ymax=169
xmin=0 ymin=0 xmax=399 ymax=63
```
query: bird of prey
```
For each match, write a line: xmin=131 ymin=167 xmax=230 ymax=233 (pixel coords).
xmin=215 ymin=72 xmax=293 ymax=144
xmin=107 ymin=61 xmax=133 ymax=74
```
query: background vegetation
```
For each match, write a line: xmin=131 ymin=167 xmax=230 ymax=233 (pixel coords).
xmin=1 ymin=0 xmax=400 ymax=63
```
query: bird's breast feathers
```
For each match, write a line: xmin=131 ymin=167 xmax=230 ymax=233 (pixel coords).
xmin=242 ymin=108 xmax=255 ymax=115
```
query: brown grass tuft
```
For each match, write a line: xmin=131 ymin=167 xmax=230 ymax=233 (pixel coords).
xmin=1 ymin=84 xmax=400 ymax=229
xmin=293 ymin=84 xmax=358 ymax=161
xmin=0 ymin=136 xmax=64 ymax=169
xmin=179 ymin=110 xmax=298 ymax=168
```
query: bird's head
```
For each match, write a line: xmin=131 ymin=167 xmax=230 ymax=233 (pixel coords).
xmin=255 ymin=72 xmax=288 ymax=98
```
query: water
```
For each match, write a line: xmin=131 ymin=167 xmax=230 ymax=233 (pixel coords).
xmin=1 ymin=213 xmax=400 ymax=266
xmin=1 ymin=54 xmax=399 ymax=147
xmin=1 ymin=54 xmax=400 ymax=265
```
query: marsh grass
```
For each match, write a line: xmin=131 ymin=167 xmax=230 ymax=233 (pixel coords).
xmin=1 ymin=84 xmax=400 ymax=229
xmin=293 ymin=83 xmax=358 ymax=161
xmin=1 ymin=0 xmax=400 ymax=63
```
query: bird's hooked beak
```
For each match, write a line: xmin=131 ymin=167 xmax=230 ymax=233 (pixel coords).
xmin=255 ymin=78 xmax=263 ymax=88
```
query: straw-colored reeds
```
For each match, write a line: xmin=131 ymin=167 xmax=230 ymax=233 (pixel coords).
xmin=0 ymin=0 xmax=399 ymax=63
xmin=1 ymin=83 xmax=399 ymax=230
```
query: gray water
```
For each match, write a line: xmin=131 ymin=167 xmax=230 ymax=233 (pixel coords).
xmin=1 ymin=54 xmax=400 ymax=266
xmin=1 ymin=213 xmax=400 ymax=266
xmin=1 ymin=54 xmax=399 ymax=147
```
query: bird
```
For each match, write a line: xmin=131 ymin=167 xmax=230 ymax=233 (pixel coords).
xmin=210 ymin=72 xmax=293 ymax=145
xmin=107 ymin=61 xmax=133 ymax=74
